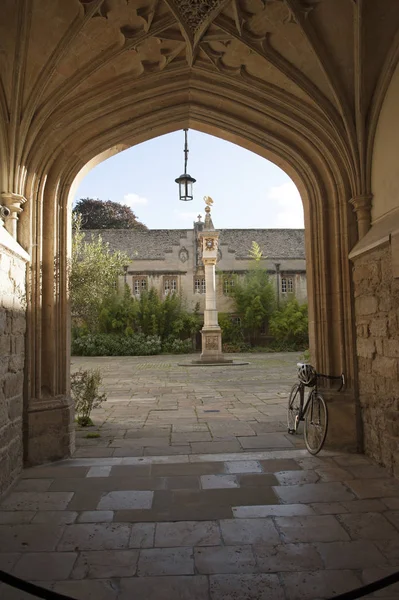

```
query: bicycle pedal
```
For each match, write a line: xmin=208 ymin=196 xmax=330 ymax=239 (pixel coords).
xmin=287 ymin=429 xmax=295 ymax=435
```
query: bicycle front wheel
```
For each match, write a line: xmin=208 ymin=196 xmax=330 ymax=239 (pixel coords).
xmin=287 ymin=383 xmax=301 ymax=434
xmin=304 ymin=393 xmax=328 ymax=454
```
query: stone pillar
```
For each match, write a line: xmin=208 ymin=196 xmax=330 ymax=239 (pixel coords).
xmin=23 ymin=172 xmax=75 ymax=466
xmin=196 ymin=200 xmax=231 ymax=364
xmin=350 ymin=194 xmax=372 ymax=239
xmin=1 ymin=193 xmax=27 ymax=241
xmin=203 ymin=258 xmax=218 ymax=328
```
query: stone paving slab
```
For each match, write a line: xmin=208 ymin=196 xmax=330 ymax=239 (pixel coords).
xmin=71 ymin=550 xmax=139 ymax=579
xmin=1 ymin=354 xmax=399 ymax=600
xmin=1 ymin=448 xmax=399 ymax=600
xmin=70 ymin=353 xmax=300 ymax=458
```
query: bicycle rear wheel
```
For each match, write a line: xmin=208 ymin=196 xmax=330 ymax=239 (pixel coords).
xmin=287 ymin=383 xmax=301 ymax=434
xmin=304 ymin=393 xmax=328 ymax=454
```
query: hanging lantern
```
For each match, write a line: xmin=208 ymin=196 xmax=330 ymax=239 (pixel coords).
xmin=175 ymin=129 xmax=196 ymax=201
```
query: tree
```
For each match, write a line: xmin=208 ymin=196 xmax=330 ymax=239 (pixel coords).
xmin=230 ymin=241 xmax=276 ymax=345
xmin=98 ymin=287 xmax=201 ymax=343
xmin=73 ymin=198 xmax=147 ymax=230
xmin=70 ymin=215 xmax=131 ymax=332
xmin=269 ymin=298 xmax=309 ymax=348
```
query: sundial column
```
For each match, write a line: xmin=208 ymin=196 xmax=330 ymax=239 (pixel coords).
xmin=197 ymin=202 xmax=230 ymax=364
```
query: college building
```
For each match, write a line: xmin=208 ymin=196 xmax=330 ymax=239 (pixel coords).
xmin=89 ymin=221 xmax=307 ymax=314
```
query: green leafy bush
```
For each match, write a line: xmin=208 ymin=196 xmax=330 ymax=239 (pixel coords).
xmin=222 ymin=341 xmax=250 ymax=353
xmin=71 ymin=368 xmax=107 ymax=426
xmin=97 ymin=289 xmax=202 ymax=343
xmin=162 ymin=337 xmax=194 ymax=354
xmin=228 ymin=243 xmax=276 ymax=345
xmin=269 ymin=299 xmax=309 ymax=349
xmin=219 ymin=313 xmax=244 ymax=344
xmin=70 ymin=215 xmax=131 ymax=333
xmin=71 ymin=333 xmax=162 ymax=356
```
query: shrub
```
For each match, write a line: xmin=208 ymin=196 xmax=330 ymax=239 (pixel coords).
xmin=269 ymin=299 xmax=309 ymax=349
xmin=162 ymin=337 xmax=194 ymax=354
xmin=71 ymin=333 xmax=162 ymax=356
xmin=222 ymin=341 xmax=251 ymax=353
xmin=97 ymin=289 xmax=202 ymax=342
xmin=229 ymin=248 xmax=276 ymax=345
xmin=71 ymin=368 xmax=107 ymax=427
xmin=70 ymin=215 xmax=131 ymax=332
xmin=219 ymin=313 xmax=244 ymax=345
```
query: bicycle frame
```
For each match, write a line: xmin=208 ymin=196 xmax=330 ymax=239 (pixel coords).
xmin=291 ymin=384 xmax=314 ymax=432
xmin=291 ymin=368 xmax=345 ymax=433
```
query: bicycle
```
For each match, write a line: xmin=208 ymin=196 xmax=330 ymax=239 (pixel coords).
xmin=287 ymin=363 xmax=345 ymax=455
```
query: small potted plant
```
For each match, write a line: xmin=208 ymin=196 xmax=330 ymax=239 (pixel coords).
xmin=71 ymin=368 xmax=107 ymax=427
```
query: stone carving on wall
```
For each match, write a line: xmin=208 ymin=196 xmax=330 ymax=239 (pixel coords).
xmin=0 ymin=193 xmax=27 ymax=240
xmin=74 ymin=0 xmax=327 ymax=94
xmin=173 ymin=0 xmax=223 ymax=33
xmin=205 ymin=335 xmax=219 ymax=350
xmin=196 ymin=235 xmax=203 ymax=266
xmin=179 ymin=247 xmax=189 ymax=263
xmin=204 ymin=237 xmax=216 ymax=251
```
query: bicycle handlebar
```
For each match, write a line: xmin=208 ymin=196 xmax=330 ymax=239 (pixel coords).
xmin=317 ymin=372 xmax=345 ymax=392
xmin=296 ymin=363 xmax=345 ymax=392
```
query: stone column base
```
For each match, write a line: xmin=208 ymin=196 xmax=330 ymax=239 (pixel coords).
xmin=323 ymin=390 xmax=362 ymax=452
xmin=25 ymin=396 xmax=75 ymax=466
xmin=197 ymin=328 xmax=231 ymax=364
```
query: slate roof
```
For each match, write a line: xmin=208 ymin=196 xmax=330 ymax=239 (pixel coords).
xmin=83 ymin=229 xmax=305 ymax=260
xmin=218 ymin=229 xmax=305 ymax=259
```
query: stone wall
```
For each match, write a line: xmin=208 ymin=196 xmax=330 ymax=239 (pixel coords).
xmin=0 ymin=236 xmax=28 ymax=495
xmin=353 ymin=243 xmax=399 ymax=474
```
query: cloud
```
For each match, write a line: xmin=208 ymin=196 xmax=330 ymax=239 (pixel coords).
xmin=174 ymin=210 xmax=199 ymax=222
xmin=123 ymin=193 xmax=148 ymax=207
xmin=267 ymin=182 xmax=304 ymax=228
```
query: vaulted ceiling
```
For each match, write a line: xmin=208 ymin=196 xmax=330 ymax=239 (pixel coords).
xmin=1 ymin=0 xmax=399 ymax=194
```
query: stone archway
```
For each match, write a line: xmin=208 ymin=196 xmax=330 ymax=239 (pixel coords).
xmin=22 ymin=89 xmax=359 ymax=466
xmin=1 ymin=0 xmax=399 ymax=492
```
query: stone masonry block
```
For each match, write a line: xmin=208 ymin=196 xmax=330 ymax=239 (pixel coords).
xmin=357 ymin=357 xmax=372 ymax=374
xmin=9 ymin=354 xmax=25 ymax=373
xmin=378 ymin=293 xmax=392 ymax=313
xmin=386 ymin=419 xmax=399 ymax=438
xmin=356 ymin=323 xmax=369 ymax=338
xmin=356 ymin=296 xmax=378 ymax=316
xmin=8 ymin=395 xmax=23 ymax=421
xmin=356 ymin=338 xmax=375 ymax=359
xmin=369 ymin=318 xmax=388 ymax=338
xmin=372 ymin=355 xmax=398 ymax=380
xmin=0 ymin=421 xmax=21 ymax=450
xmin=352 ymin=262 xmax=380 ymax=287
xmin=0 ymin=334 xmax=11 ymax=356
xmin=380 ymin=248 xmax=393 ymax=281
xmin=374 ymin=338 xmax=383 ymax=355
xmin=358 ymin=374 xmax=375 ymax=394
xmin=0 ymin=357 xmax=11 ymax=377
xmin=4 ymin=372 xmax=24 ymax=399
xmin=0 ymin=252 xmax=12 ymax=274
xmin=0 ymin=400 xmax=7 ymax=429
xmin=383 ymin=338 xmax=399 ymax=358
xmin=5 ymin=312 xmax=12 ymax=334
xmin=0 ymin=310 xmax=6 ymax=331
xmin=12 ymin=314 xmax=26 ymax=334
xmin=11 ymin=335 xmax=24 ymax=355
xmin=374 ymin=376 xmax=399 ymax=398
xmin=388 ymin=310 xmax=398 ymax=336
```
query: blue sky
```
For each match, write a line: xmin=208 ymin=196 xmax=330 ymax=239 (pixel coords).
xmin=74 ymin=130 xmax=304 ymax=230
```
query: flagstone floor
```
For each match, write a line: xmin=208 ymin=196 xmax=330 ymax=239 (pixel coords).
xmin=0 ymin=353 xmax=398 ymax=600
xmin=72 ymin=352 xmax=304 ymax=458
